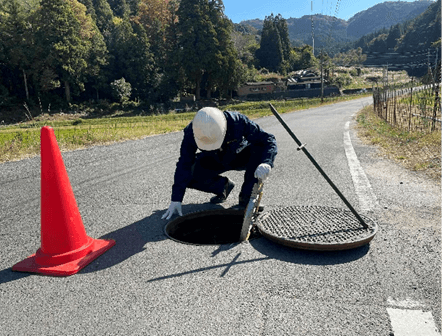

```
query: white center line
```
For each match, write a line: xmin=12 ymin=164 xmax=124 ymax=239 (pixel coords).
xmin=343 ymin=121 xmax=378 ymax=212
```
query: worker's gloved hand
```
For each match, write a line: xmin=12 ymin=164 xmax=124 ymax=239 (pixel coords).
xmin=162 ymin=201 xmax=183 ymax=220
xmin=254 ymin=163 xmax=272 ymax=181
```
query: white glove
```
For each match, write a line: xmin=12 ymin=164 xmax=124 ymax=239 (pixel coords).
xmin=162 ymin=201 xmax=183 ymax=220
xmin=254 ymin=163 xmax=272 ymax=181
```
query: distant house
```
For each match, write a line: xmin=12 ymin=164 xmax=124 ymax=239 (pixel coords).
xmin=287 ymin=80 xmax=322 ymax=90
xmin=237 ymin=82 xmax=276 ymax=97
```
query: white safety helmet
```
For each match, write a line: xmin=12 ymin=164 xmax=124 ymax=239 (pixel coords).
xmin=192 ymin=107 xmax=227 ymax=151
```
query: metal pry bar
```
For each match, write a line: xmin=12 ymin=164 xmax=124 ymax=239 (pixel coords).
xmin=239 ymin=180 xmax=264 ymax=241
xmin=268 ymin=103 xmax=369 ymax=229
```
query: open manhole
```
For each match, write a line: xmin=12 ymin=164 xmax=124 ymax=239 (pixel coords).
xmin=165 ymin=206 xmax=377 ymax=250
xmin=164 ymin=209 xmax=258 ymax=245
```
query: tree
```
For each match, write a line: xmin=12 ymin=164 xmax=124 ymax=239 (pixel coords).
xmin=205 ymin=0 xmax=243 ymax=98
xmin=147 ymin=0 xmax=182 ymax=103
xmin=386 ymin=24 xmax=402 ymax=50
xmin=332 ymin=47 xmax=367 ymax=67
xmin=107 ymin=0 xmax=130 ymax=17
xmin=368 ymin=33 xmax=388 ymax=53
xmin=0 ymin=0 xmax=34 ymax=100
xmin=292 ymin=45 xmax=317 ymax=70
xmin=33 ymin=0 xmax=100 ymax=102
xmin=176 ymin=0 xmax=236 ymax=100
xmin=231 ymin=30 xmax=259 ymax=69
xmin=274 ymin=14 xmax=291 ymax=71
xmin=108 ymin=17 xmax=155 ymax=101
xmin=255 ymin=13 xmax=293 ymax=73
xmin=256 ymin=14 xmax=283 ymax=73
xmin=134 ymin=0 xmax=171 ymax=76
xmin=91 ymin=0 xmax=115 ymax=41
xmin=85 ymin=24 xmax=109 ymax=100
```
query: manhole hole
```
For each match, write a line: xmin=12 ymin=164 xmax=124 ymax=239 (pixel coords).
xmin=164 ymin=209 xmax=258 ymax=245
xmin=256 ymin=205 xmax=378 ymax=251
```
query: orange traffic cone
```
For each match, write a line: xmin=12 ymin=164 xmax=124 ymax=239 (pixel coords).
xmin=12 ymin=126 xmax=115 ymax=276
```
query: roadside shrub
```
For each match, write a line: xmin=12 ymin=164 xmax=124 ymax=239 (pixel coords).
xmin=331 ymin=73 xmax=352 ymax=89
xmin=349 ymin=68 xmax=359 ymax=77
xmin=110 ymin=78 xmax=132 ymax=104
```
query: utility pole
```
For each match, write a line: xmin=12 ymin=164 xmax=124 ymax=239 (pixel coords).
xmin=311 ymin=1 xmax=315 ymax=56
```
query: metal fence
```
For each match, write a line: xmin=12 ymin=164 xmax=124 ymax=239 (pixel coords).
xmin=373 ymin=83 xmax=441 ymax=133
xmin=373 ymin=83 xmax=442 ymax=176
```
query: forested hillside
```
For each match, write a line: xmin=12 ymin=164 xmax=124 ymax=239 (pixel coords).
xmin=347 ymin=0 xmax=434 ymax=38
xmin=0 ymin=0 xmax=321 ymax=112
xmin=0 ymin=0 xmax=439 ymax=115
xmin=353 ymin=0 xmax=441 ymax=76
xmin=0 ymin=0 xmax=249 ymax=109
xmin=240 ymin=0 xmax=434 ymax=53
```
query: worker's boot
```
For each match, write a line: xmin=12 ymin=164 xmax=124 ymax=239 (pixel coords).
xmin=210 ymin=178 xmax=235 ymax=204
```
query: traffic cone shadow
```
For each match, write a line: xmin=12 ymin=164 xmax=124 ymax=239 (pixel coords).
xmin=12 ymin=126 xmax=115 ymax=276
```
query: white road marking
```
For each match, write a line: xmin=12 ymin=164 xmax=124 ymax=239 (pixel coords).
xmin=387 ymin=297 xmax=424 ymax=309
xmin=343 ymin=121 xmax=378 ymax=212
xmin=346 ymin=113 xmax=440 ymax=335
xmin=387 ymin=308 xmax=441 ymax=336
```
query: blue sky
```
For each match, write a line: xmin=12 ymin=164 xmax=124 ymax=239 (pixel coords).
xmin=223 ymin=0 xmax=434 ymax=23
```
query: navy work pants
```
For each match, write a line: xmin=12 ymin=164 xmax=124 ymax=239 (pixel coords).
xmin=187 ymin=146 xmax=262 ymax=202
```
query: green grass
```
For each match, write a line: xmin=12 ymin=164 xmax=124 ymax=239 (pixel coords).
xmin=0 ymin=93 xmax=370 ymax=163
xmin=356 ymin=105 xmax=441 ymax=180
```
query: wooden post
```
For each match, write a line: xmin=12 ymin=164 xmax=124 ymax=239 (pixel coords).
xmin=432 ymin=79 xmax=440 ymax=132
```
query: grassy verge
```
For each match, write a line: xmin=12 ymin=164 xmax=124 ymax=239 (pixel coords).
xmin=0 ymin=93 xmax=370 ymax=163
xmin=356 ymin=105 xmax=441 ymax=181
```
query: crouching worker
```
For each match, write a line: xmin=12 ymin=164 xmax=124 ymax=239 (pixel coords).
xmin=162 ymin=107 xmax=277 ymax=220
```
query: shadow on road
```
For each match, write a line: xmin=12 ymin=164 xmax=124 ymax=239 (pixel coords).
xmin=144 ymin=239 xmax=370 ymax=283
xmin=250 ymin=237 xmax=371 ymax=265
xmin=80 ymin=202 xmax=225 ymax=274
xmin=1 ymin=203 xmax=370 ymax=284
xmin=0 ymin=268 xmax=31 ymax=284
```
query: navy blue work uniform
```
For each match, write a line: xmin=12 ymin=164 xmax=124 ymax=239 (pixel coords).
xmin=171 ymin=111 xmax=277 ymax=203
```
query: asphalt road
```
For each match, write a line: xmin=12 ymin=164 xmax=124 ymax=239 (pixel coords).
xmin=1 ymin=96 xmax=440 ymax=335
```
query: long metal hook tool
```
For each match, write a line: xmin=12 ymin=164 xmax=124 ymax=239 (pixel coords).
xmin=269 ymin=103 xmax=368 ymax=229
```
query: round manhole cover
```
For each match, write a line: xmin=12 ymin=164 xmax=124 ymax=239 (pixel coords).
xmin=256 ymin=205 xmax=378 ymax=250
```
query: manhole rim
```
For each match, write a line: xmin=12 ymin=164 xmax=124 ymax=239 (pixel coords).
xmin=256 ymin=205 xmax=378 ymax=251
xmin=164 ymin=208 xmax=246 ymax=246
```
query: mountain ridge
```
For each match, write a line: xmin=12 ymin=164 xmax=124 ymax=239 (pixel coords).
xmin=239 ymin=0 xmax=435 ymax=45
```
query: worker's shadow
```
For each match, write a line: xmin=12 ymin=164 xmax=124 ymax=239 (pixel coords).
xmin=79 ymin=202 xmax=226 ymax=274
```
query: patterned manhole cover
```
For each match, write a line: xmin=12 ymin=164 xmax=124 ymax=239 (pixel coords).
xmin=256 ymin=205 xmax=378 ymax=251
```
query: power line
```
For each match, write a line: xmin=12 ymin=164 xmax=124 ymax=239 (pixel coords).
xmin=324 ymin=0 xmax=342 ymax=51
